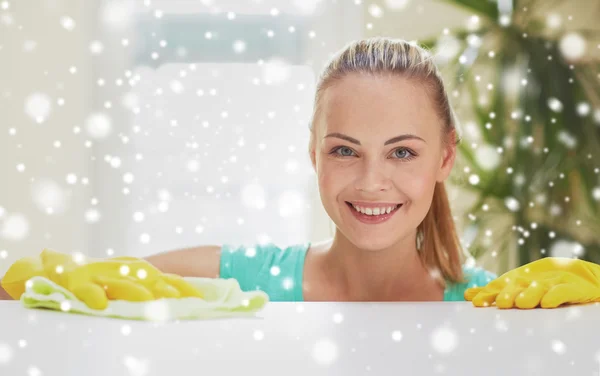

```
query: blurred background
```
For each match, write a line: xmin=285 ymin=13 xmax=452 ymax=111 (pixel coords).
xmin=0 ymin=0 xmax=599 ymax=277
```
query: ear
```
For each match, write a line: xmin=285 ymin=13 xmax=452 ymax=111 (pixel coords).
xmin=436 ymin=139 xmax=456 ymax=182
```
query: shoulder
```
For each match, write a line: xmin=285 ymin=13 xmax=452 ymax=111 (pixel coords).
xmin=219 ymin=242 xmax=309 ymax=274
xmin=443 ymin=264 xmax=497 ymax=301
xmin=219 ymin=242 xmax=310 ymax=301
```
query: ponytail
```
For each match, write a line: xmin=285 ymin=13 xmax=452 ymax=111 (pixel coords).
xmin=418 ymin=182 xmax=466 ymax=286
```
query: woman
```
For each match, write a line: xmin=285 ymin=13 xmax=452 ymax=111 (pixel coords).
xmin=4 ymin=38 xmax=596 ymax=308
xmin=144 ymin=37 xmax=496 ymax=302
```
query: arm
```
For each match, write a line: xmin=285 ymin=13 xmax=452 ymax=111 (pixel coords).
xmin=144 ymin=245 xmax=222 ymax=279
xmin=0 ymin=245 xmax=222 ymax=301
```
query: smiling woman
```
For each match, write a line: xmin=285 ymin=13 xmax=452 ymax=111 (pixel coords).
xmin=140 ymin=37 xmax=498 ymax=303
xmin=303 ymin=39 xmax=480 ymax=301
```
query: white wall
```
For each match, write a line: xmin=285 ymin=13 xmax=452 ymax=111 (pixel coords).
xmin=0 ymin=0 xmax=95 ymax=275
xmin=0 ymin=0 xmax=364 ymax=275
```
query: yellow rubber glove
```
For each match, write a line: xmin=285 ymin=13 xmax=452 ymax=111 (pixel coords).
xmin=1 ymin=255 xmax=45 ymax=299
xmin=464 ymin=257 xmax=600 ymax=309
xmin=1 ymin=249 xmax=204 ymax=310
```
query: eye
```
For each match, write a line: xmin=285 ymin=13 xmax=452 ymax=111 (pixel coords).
xmin=394 ymin=148 xmax=410 ymax=159
xmin=329 ymin=146 xmax=417 ymax=161
xmin=332 ymin=146 xmax=355 ymax=157
xmin=393 ymin=147 xmax=417 ymax=161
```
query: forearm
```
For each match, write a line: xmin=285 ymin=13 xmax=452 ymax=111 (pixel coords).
xmin=0 ymin=282 xmax=13 ymax=300
xmin=144 ymin=245 xmax=221 ymax=279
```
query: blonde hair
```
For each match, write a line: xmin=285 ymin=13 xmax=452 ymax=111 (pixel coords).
xmin=309 ymin=37 xmax=466 ymax=286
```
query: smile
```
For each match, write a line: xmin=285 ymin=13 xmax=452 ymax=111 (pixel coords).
xmin=345 ymin=201 xmax=403 ymax=224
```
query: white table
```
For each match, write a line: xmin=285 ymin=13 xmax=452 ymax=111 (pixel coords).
xmin=1 ymin=301 xmax=599 ymax=376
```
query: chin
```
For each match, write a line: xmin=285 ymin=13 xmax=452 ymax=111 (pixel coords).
xmin=346 ymin=235 xmax=397 ymax=252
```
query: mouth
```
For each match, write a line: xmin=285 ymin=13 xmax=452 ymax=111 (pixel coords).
xmin=345 ymin=201 xmax=403 ymax=224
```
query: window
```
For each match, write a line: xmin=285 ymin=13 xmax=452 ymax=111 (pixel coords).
xmin=89 ymin=0 xmax=361 ymax=256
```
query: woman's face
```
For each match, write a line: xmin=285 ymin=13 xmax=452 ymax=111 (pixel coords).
xmin=310 ymin=73 xmax=456 ymax=251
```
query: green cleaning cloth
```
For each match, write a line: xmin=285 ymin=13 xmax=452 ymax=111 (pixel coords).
xmin=19 ymin=276 xmax=269 ymax=321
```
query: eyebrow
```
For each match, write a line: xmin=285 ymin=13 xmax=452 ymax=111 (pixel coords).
xmin=324 ymin=132 xmax=426 ymax=145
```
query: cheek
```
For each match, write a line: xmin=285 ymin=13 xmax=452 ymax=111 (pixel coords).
xmin=317 ymin=157 xmax=438 ymax=202
xmin=407 ymin=173 xmax=435 ymax=192
xmin=318 ymin=161 xmax=345 ymax=195
xmin=395 ymin=167 xmax=438 ymax=201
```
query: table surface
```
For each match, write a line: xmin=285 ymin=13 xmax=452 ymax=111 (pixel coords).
xmin=1 ymin=301 xmax=599 ymax=376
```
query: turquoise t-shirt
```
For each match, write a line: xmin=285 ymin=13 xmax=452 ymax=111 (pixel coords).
xmin=219 ymin=242 xmax=497 ymax=302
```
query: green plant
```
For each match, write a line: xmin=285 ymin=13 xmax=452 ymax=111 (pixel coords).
xmin=421 ymin=0 xmax=600 ymax=271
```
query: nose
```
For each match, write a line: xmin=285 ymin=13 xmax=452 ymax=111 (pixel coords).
xmin=353 ymin=159 xmax=392 ymax=193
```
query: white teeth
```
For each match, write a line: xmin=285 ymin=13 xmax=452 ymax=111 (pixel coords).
xmin=351 ymin=204 xmax=400 ymax=216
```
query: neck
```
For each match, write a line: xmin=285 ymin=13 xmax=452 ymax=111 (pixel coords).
xmin=322 ymin=230 xmax=440 ymax=301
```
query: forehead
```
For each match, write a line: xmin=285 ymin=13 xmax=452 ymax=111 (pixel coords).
xmin=318 ymin=73 xmax=442 ymax=140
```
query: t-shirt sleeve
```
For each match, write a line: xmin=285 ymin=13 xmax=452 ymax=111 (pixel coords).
xmin=219 ymin=243 xmax=279 ymax=292
xmin=444 ymin=266 xmax=498 ymax=301
xmin=219 ymin=242 xmax=309 ymax=301
xmin=463 ymin=266 xmax=497 ymax=288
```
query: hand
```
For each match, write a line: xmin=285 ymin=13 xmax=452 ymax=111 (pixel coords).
xmin=1 ymin=255 xmax=45 ymax=300
xmin=2 ymin=249 xmax=205 ymax=310
xmin=464 ymin=257 xmax=600 ymax=309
